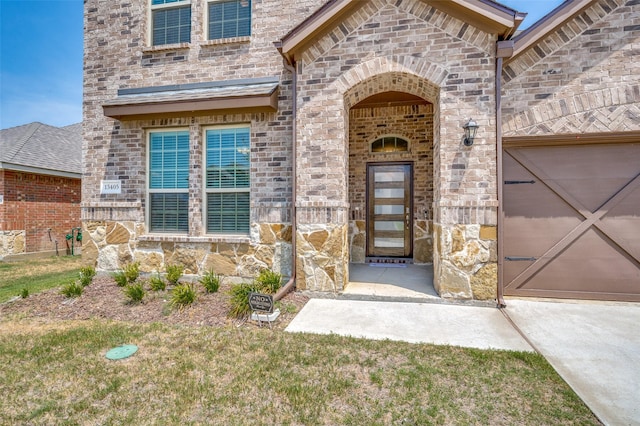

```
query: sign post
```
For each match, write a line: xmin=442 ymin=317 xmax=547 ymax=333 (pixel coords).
xmin=248 ymin=292 xmax=279 ymax=327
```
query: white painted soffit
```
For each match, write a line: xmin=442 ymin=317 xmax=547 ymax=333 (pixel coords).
xmin=0 ymin=162 xmax=81 ymax=179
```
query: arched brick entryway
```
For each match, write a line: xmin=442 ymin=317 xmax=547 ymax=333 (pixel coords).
xmin=343 ymin=71 xmax=437 ymax=268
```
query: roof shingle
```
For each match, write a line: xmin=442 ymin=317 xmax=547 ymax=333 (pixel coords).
xmin=0 ymin=122 xmax=82 ymax=176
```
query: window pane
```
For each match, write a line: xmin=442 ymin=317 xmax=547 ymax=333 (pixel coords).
xmin=374 ymin=204 xmax=404 ymax=215
xmin=206 ymin=127 xmax=250 ymax=189
xmin=371 ymin=136 xmax=409 ymax=153
xmin=152 ymin=6 xmax=191 ymax=46
xmin=149 ymin=131 xmax=190 ymax=189
xmin=208 ymin=0 xmax=251 ymax=40
xmin=150 ymin=193 xmax=189 ymax=233
xmin=207 ymin=192 xmax=249 ymax=233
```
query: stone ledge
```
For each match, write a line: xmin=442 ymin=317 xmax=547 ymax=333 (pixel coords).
xmin=200 ymin=37 xmax=250 ymax=47
xmin=142 ymin=43 xmax=190 ymax=53
xmin=82 ymin=202 xmax=142 ymax=208
xmin=139 ymin=234 xmax=250 ymax=244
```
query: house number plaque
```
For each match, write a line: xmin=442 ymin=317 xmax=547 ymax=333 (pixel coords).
xmin=100 ymin=180 xmax=122 ymax=194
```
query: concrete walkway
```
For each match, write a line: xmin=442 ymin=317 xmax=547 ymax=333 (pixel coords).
xmin=504 ymin=299 xmax=640 ymax=426
xmin=286 ymin=298 xmax=533 ymax=351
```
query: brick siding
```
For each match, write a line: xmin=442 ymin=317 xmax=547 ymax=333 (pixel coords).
xmin=0 ymin=170 xmax=81 ymax=253
xmin=502 ymin=0 xmax=640 ymax=135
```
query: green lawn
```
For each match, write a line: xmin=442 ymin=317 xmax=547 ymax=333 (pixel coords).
xmin=0 ymin=319 xmax=600 ymax=425
xmin=0 ymin=256 xmax=85 ymax=302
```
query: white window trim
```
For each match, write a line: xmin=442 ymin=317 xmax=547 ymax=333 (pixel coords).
xmin=203 ymin=124 xmax=251 ymax=236
xmin=146 ymin=127 xmax=190 ymax=235
xmin=148 ymin=0 xmax=192 ymax=47
xmin=205 ymin=0 xmax=252 ymax=42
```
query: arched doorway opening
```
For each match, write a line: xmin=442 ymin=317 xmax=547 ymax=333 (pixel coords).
xmin=344 ymin=72 xmax=439 ymax=296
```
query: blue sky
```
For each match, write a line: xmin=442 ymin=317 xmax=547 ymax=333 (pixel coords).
xmin=0 ymin=0 xmax=564 ymax=130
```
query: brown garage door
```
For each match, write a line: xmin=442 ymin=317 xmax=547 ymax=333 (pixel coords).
xmin=503 ymin=142 xmax=640 ymax=302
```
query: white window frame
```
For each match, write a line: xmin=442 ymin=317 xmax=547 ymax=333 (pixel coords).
xmin=149 ymin=0 xmax=192 ymax=47
xmin=146 ymin=128 xmax=190 ymax=234
xmin=206 ymin=0 xmax=252 ymax=41
xmin=203 ymin=124 xmax=251 ymax=235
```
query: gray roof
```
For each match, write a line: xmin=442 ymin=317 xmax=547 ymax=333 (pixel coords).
xmin=0 ymin=122 xmax=82 ymax=177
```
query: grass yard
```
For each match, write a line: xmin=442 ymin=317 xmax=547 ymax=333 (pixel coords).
xmin=0 ymin=256 xmax=86 ymax=302
xmin=0 ymin=319 xmax=600 ymax=425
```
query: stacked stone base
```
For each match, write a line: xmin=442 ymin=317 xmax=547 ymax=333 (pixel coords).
xmin=434 ymin=224 xmax=497 ymax=300
xmin=82 ymin=221 xmax=292 ymax=281
xmin=82 ymin=218 xmax=497 ymax=301
xmin=0 ymin=230 xmax=26 ymax=259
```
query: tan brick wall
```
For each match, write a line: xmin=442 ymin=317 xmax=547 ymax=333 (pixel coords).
xmin=502 ymin=0 xmax=640 ymax=135
xmin=83 ymin=0 xmax=321 ymax=213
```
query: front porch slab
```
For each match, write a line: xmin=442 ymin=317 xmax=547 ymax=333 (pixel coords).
xmin=345 ymin=263 xmax=438 ymax=299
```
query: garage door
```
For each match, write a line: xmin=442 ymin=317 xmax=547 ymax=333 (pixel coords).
xmin=503 ymin=142 xmax=640 ymax=302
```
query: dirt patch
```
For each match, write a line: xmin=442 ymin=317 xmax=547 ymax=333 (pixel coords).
xmin=0 ymin=275 xmax=308 ymax=330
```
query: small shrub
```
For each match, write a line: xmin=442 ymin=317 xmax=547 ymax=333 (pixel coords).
xmin=20 ymin=288 xmax=29 ymax=299
xmin=123 ymin=262 xmax=140 ymax=283
xmin=149 ymin=274 xmax=166 ymax=291
xmin=171 ymin=283 xmax=197 ymax=308
xmin=112 ymin=271 xmax=128 ymax=287
xmin=166 ymin=264 xmax=184 ymax=285
xmin=254 ymin=269 xmax=282 ymax=294
xmin=199 ymin=269 xmax=221 ymax=293
xmin=61 ymin=281 xmax=83 ymax=298
xmin=228 ymin=283 xmax=257 ymax=319
xmin=79 ymin=265 xmax=96 ymax=287
xmin=124 ymin=283 xmax=145 ymax=304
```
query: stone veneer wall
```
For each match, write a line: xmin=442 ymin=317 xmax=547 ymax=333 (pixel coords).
xmin=82 ymin=220 xmax=292 ymax=280
xmin=502 ymin=0 xmax=640 ymax=135
xmin=348 ymin=104 xmax=434 ymax=263
xmin=0 ymin=231 xmax=26 ymax=259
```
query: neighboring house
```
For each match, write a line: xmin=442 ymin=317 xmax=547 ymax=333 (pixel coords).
xmin=0 ymin=122 xmax=82 ymax=259
xmin=83 ymin=0 xmax=639 ymax=302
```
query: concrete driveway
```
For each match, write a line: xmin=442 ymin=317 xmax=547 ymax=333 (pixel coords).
xmin=504 ymin=299 xmax=640 ymax=426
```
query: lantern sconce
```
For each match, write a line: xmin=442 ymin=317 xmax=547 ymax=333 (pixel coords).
xmin=462 ymin=118 xmax=479 ymax=146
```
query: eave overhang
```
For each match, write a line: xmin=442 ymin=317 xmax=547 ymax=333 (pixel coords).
xmin=277 ymin=0 xmax=525 ymax=64
xmin=507 ymin=0 xmax=597 ymax=63
xmin=0 ymin=162 xmax=81 ymax=179
xmin=103 ymin=77 xmax=280 ymax=120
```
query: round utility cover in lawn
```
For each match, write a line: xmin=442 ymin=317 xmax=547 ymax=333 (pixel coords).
xmin=105 ymin=344 xmax=138 ymax=360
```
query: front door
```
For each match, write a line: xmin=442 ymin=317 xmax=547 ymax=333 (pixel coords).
xmin=367 ymin=163 xmax=413 ymax=258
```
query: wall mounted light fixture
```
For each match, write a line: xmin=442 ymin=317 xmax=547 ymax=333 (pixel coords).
xmin=462 ymin=118 xmax=479 ymax=146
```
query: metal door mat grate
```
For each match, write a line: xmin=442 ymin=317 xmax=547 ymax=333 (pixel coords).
xmin=366 ymin=257 xmax=413 ymax=265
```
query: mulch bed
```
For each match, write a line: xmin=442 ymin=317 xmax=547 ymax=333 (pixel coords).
xmin=0 ymin=275 xmax=308 ymax=330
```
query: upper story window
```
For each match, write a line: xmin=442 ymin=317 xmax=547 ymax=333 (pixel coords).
xmin=151 ymin=0 xmax=191 ymax=46
xmin=148 ymin=130 xmax=190 ymax=233
xmin=208 ymin=0 xmax=251 ymax=40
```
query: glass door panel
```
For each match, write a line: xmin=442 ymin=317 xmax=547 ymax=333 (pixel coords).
xmin=367 ymin=163 xmax=412 ymax=258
